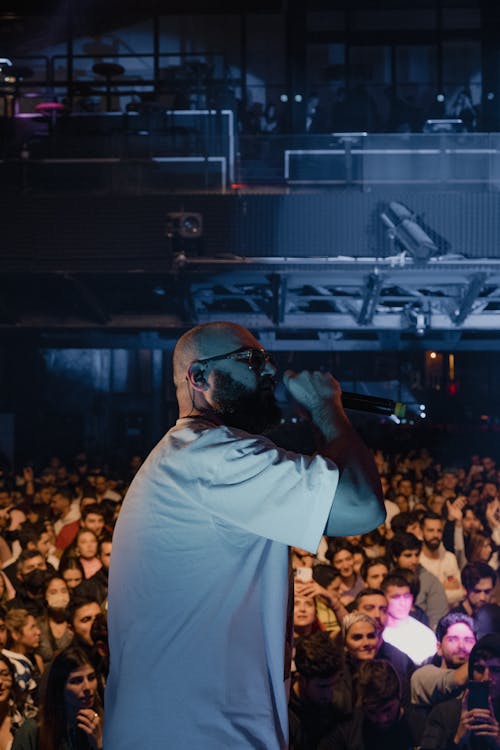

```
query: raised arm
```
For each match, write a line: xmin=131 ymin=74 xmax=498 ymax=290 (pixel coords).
xmin=283 ymin=370 xmax=385 ymax=536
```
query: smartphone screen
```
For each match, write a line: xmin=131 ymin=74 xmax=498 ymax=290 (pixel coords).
xmin=468 ymin=680 xmax=490 ymax=710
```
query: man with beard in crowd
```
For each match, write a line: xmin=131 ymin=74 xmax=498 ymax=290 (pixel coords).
xmin=419 ymin=512 xmax=463 ymax=608
xmin=420 ymin=633 xmax=500 ymax=749
xmin=105 ymin=321 xmax=384 ymax=750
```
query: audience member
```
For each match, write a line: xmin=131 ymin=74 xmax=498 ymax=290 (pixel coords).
xmin=12 ymin=646 xmax=103 ymax=750
xmin=411 ymin=612 xmax=476 ymax=708
xmin=468 ymin=530 xmax=498 ymax=568
xmin=300 ymin=568 xmax=348 ymax=635
xmin=391 ymin=510 xmax=423 ymax=540
xmin=37 ymin=576 xmax=72 ymax=666
xmin=79 ymin=506 xmax=106 ymax=541
xmin=50 ymin=490 xmax=80 ymax=553
xmin=419 ymin=512 xmax=463 ymax=607
xmin=7 ymin=552 xmax=49 ymax=618
xmin=353 ymin=588 xmax=414 ymax=704
xmin=327 ymin=542 xmax=365 ymax=603
xmin=318 ymin=659 xmax=415 ymax=749
xmin=294 ymin=591 xmax=325 ymax=642
xmin=289 ymin=632 xmax=347 ymax=749
xmin=420 ymin=633 xmax=500 ymax=750
xmin=0 ymin=652 xmax=35 ymax=745
xmin=67 ymin=595 xmax=102 ymax=652
xmin=93 ymin=475 xmax=120 ymax=504
xmin=74 ymin=530 xmax=102 ymax=580
xmin=59 ymin=557 xmax=85 ymax=592
xmin=381 ymin=573 xmax=437 ymax=665
xmin=389 ymin=532 xmax=448 ymax=629
xmin=360 ymin=557 xmax=389 ymax=589
xmin=452 ymin=562 xmax=496 ymax=619
xmin=3 ymin=609 xmax=42 ymax=708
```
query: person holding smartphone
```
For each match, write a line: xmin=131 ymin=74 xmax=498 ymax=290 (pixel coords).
xmin=420 ymin=633 xmax=500 ymax=749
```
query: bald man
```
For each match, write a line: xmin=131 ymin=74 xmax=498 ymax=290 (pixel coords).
xmin=105 ymin=321 xmax=384 ymax=750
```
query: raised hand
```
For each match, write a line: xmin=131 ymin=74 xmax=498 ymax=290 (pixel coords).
xmin=76 ymin=709 xmax=103 ymax=750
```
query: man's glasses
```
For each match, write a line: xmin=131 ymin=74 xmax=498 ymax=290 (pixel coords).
xmin=194 ymin=347 xmax=276 ymax=374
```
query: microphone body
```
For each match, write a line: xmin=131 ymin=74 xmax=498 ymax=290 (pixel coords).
xmin=274 ymin=380 xmax=406 ymax=419
xmin=341 ymin=391 xmax=406 ymax=418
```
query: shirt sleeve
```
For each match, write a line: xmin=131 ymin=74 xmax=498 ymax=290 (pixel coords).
xmin=167 ymin=426 xmax=338 ymax=552
xmin=411 ymin=665 xmax=461 ymax=706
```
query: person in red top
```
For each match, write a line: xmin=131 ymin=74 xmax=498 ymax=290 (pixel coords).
xmin=50 ymin=490 xmax=80 ymax=553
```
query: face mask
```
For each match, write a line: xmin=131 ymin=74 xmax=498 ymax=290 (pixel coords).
xmin=46 ymin=592 xmax=70 ymax=609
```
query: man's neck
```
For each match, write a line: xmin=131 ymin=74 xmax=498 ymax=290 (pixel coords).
xmin=462 ymin=599 xmax=473 ymax=616
xmin=386 ymin=614 xmax=407 ymax=628
xmin=422 ymin=545 xmax=440 ymax=560
xmin=342 ymin=573 xmax=356 ymax=589
xmin=178 ymin=408 xmax=223 ymax=425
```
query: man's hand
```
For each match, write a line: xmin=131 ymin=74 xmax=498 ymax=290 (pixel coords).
xmin=446 ymin=497 xmax=465 ymax=524
xmin=22 ymin=466 xmax=34 ymax=483
xmin=443 ymin=576 xmax=461 ymax=590
xmin=294 ymin=580 xmax=347 ymax=621
xmin=284 ymin=370 xmax=384 ymax=537
xmin=282 ymin=370 xmax=348 ymax=441
xmin=454 ymin=691 xmax=500 ymax=747
xmin=486 ymin=498 xmax=500 ymax=530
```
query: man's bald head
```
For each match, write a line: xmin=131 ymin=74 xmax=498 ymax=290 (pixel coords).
xmin=173 ymin=322 xmax=260 ymax=389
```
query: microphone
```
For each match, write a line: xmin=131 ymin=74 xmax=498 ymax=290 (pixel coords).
xmin=274 ymin=381 xmax=406 ymax=419
xmin=341 ymin=391 xmax=406 ymax=418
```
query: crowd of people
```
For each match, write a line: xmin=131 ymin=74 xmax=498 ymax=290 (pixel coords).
xmin=290 ymin=449 xmax=500 ymax=749
xmin=0 ymin=445 xmax=498 ymax=748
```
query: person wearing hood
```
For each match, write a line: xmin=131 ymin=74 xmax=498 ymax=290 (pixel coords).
xmin=420 ymin=633 xmax=500 ymax=749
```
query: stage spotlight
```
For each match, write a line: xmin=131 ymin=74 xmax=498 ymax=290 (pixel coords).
xmin=381 ymin=201 xmax=438 ymax=262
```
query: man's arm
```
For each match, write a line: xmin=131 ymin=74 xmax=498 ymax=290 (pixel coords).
xmin=283 ymin=370 xmax=385 ymax=536
xmin=411 ymin=663 xmax=469 ymax=706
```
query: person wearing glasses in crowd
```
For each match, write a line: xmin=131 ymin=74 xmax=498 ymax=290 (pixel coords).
xmin=104 ymin=321 xmax=384 ymax=750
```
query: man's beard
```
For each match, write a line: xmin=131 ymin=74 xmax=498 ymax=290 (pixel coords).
xmin=425 ymin=538 xmax=441 ymax=551
xmin=211 ymin=371 xmax=281 ymax=434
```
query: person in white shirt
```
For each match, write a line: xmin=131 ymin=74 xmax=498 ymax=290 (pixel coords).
xmin=382 ymin=572 xmax=437 ymax=665
xmin=104 ymin=321 xmax=384 ymax=750
xmin=419 ymin=511 xmax=464 ymax=607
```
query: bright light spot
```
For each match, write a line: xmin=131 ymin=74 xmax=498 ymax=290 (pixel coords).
xmin=437 ymin=93 xmax=445 ymax=102
xmin=280 ymin=94 xmax=288 ymax=103
xmin=430 ymin=351 xmax=437 ymax=359
xmin=420 ymin=413 xmax=427 ymax=419
xmin=488 ymin=92 xmax=495 ymax=101
xmin=294 ymin=94 xmax=303 ymax=103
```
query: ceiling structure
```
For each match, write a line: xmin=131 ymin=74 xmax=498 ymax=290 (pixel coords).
xmin=3 ymin=255 xmax=500 ymax=351
xmin=2 ymin=0 xmax=499 ymax=353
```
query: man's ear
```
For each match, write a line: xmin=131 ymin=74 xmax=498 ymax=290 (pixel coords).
xmin=186 ymin=362 xmax=208 ymax=390
xmin=436 ymin=640 xmax=443 ymax=657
